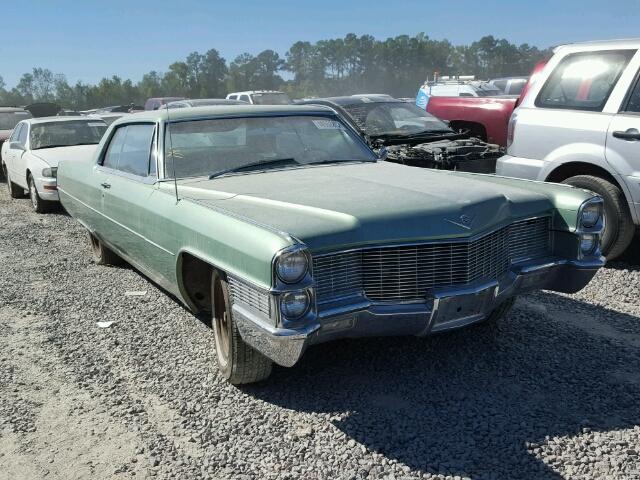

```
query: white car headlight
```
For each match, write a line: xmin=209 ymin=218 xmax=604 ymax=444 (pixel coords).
xmin=580 ymin=202 xmax=601 ymax=229
xmin=275 ymin=249 xmax=308 ymax=283
xmin=279 ymin=290 xmax=311 ymax=319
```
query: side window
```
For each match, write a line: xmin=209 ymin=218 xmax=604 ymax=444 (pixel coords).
xmin=9 ymin=123 xmax=22 ymax=142
xmin=118 ymin=124 xmax=155 ymax=177
xmin=624 ymin=74 xmax=640 ymax=113
xmin=493 ymin=80 xmax=508 ymax=91
xmin=228 ymin=95 xmax=237 ymax=100
xmin=536 ymin=50 xmax=636 ymax=111
xmin=17 ymin=124 xmax=28 ymax=146
xmin=149 ymin=131 xmax=157 ymax=177
xmin=239 ymin=95 xmax=251 ymax=103
xmin=103 ymin=126 xmax=128 ymax=169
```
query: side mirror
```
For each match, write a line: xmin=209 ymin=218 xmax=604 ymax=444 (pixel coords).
xmin=9 ymin=142 xmax=24 ymax=151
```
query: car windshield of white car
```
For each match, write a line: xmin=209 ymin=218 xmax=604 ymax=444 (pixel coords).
xmin=30 ymin=121 xmax=108 ymax=150
xmin=164 ymin=115 xmax=377 ymax=179
xmin=343 ymin=102 xmax=453 ymax=137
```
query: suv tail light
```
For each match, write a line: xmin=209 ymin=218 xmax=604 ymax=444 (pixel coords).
xmin=507 ymin=111 xmax=518 ymax=150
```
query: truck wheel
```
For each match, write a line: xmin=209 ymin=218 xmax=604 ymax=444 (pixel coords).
xmin=4 ymin=166 xmax=25 ymax=199
xmin=211 ymin=270 xmax=272 ymax=384
xmin=562 ymin=175 xmax=635 ymax=260
xmin=88 ymin=232 xmax=122 ymax=266
xmin=28 ymin=175 xmax=54 ymax=213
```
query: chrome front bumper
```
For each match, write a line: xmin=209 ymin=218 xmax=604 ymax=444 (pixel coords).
xmin=233 ymin=257 xmax=603 ymax=367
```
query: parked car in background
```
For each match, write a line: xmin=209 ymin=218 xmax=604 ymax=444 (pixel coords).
xmin=2 ymin=116 xmax=107 ymax=212
xmin=166 ymin=98 xmax=247 ymax=108
xmin=299 ymin=95 xmax=503 ymax=173
xmin=225 ymin=90 xmax=291 ymax=105
xmin=57 ymin=105 xmax=603 ymax=384
xmin=95 ymin=104 xmax=144 ymax=114
xmin=144 ymin=97 xmax=187 ymax=110
xmin=0 ymin=107 xmax=32 ymax=180
xmin=24 ymin=102 xmax=62 ymax=117
xmin=488 ymin=76 xmax=529 ymax=95
xmin=418 ymin=81 xmax=503 ymax=99
xmin=417 ymin=62 xmax=547 ymax=146
xmin=498 ymin=39 xmax=640 ymax=259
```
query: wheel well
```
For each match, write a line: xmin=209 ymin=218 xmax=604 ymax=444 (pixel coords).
xmin=545 ymin=162 xmax=621 ymax=189
xmin=179 ymin=252 xmax=216 ymax=314
xmin=448 ymin=121 xmax=487 ymax=141
xmin=26 ymin=168 xmax=32 ymax=181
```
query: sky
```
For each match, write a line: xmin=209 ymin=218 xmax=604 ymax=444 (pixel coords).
xmin=1 ymin=0 xmax=639 ymax=88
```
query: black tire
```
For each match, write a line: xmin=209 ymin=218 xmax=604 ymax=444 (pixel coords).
xmin=88 ymin=232 xmax=122 ymax=266
xmin=28 ymin=175 xmax=54 ymax=213
xmin=562 ymin=175 xmax=635 ymax=260
xmin=211 ymin=270 xmax=272 ymax=384
xmin=4 ymin=165 xmax=25 ymax=199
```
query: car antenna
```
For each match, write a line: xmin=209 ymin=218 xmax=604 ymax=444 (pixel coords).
xmin=164 ymin=102 xmax=179 ymax=203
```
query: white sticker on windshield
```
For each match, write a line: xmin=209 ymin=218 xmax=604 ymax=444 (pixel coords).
xmin=87 ymin=122 xmax=106 ymax=127
xmin=312 ymin=119 xmax=344 ymax=130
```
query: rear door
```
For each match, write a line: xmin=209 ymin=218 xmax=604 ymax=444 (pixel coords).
xmin=13 ymin=123 xmax=30 ymax=188
xmin=605 ymin=65 xmax=640 ymax=215
xmin=4 ymin=123 xmax=23 ymax=178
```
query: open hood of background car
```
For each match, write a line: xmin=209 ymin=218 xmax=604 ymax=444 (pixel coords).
xmin=24 ymin=102 xmax=62 ymax=118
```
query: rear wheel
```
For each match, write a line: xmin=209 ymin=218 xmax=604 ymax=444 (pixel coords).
xmin=562 ymin=175 xmax=635 ymax=260
xmin=211 ymin=270 xmax=272 ymax=384
xmin=28 ymin=175 xmax=54 ymax=213
xmin=88 ymin=232 xmax=122 ymax=266
xmin=4 ymin=165 xmax=25 ymax=199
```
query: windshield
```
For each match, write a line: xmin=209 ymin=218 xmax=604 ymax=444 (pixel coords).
xmin=342 ymin=102 xmax=453 ymax=137
xmin=251 ymin=92 xmax=291 ymax=105
xmin=164 ymin=115 xmax=376 ymax=179
xmin=30 ymin=120 xmax=108 ymax=150
xmin=0 ymin=111 xmax=32 ymax=130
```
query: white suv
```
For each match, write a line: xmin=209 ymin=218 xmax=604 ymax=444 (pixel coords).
xmin=497 ymin=39 xmax=640 ymax=259
xmin=225 ymin=90 xmax=291 ymax=105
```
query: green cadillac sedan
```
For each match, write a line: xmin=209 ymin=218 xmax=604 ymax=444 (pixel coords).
xmin=57 ymin=105 xmax=604 ymax=384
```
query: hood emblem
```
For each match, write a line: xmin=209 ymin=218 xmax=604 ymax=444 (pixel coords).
xmin=445 ymin=214 xmax=475 ymax=230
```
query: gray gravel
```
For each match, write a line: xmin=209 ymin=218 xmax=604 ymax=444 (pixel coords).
xmin=1 ymin=185 xmax=640 ymax=480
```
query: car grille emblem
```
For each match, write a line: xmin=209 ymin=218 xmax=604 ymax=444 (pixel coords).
xmin=445 ymin=214 xmax=475 ymax=230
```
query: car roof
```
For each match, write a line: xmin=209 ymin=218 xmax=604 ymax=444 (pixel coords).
xmin=170 ymin=99 xmax=247 ymax=106
xmin=21 ymin=116 xmax=105 ymax=125
xmin=300 ymin=95 xmax=401 ymax=107
xmin=227 ymin=90 xmax=286 ymax=95
xmin=110 ymin=104 xmax=335 ymax=126
xmin=557 ymin=38 xmax=640 ymax=52
xmin=0 ymin=106 xmax=29 ymax=113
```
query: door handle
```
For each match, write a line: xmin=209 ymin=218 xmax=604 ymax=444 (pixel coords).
xmin=612 ymin=129 xmax=640 ymax=141
xmin=100 ymin=182 xmax=111 ymax=189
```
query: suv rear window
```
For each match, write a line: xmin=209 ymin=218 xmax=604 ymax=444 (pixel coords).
xmin=536 ymin=50 xmax=636 ymax=111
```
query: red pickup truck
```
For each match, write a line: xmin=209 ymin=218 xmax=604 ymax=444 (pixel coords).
xmin=422 ymin=61 xmax=546 ymax=146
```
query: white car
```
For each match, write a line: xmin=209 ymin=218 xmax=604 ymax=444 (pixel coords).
xmin=497 ymin=39 xmax=640 ymax=259
xmin=225 ymin=90 xmax=291 ymax=105
xmin=2 ymin=116 xmax=107 ymax=213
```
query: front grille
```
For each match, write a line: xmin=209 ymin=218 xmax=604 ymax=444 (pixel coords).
xmin=313 ymin=217 xmax=551 ymax=303
xmin=228 ymin=277 xmax=271 ymax=316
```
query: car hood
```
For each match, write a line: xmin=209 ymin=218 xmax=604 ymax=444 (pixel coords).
xmin=31 ymin=144 xmax=98 ymax=167
xmin=179 ymin=162 xmax=555 ymax=252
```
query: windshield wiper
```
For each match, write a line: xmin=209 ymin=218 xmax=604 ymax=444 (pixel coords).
xmin=33 ymin=144 xmax=73 ymax=150
xmin=208 ymin=158 xmax=299 ymax=179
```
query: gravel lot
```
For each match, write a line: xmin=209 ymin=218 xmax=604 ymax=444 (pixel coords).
xmin=1 ymin=185 xmax=640 ymax=480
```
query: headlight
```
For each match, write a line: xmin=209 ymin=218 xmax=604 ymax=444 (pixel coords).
xmin=580 ymin=233 xmax=598 ymax=255
xmin=42 ymin=167 xmax=57 ymax=178
xmin=279 ymin=290 xmax=310 ymax=319
xmin=275 ymin=249 xmax=308 ymax=283
xmin=580 ymin=202 xmax=601 ymax=229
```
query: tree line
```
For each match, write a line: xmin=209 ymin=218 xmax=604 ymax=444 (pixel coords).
xmin=0 ymin=34 xmax=550 ymax=110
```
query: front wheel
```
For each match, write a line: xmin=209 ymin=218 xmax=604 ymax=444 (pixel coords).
xmin=211 ymin=270 xmax=272 ymax=384
xmin=28 ymin=175 xmax=54 ymax=213
xmin=562 ymin=175 xmax=635 ymax=260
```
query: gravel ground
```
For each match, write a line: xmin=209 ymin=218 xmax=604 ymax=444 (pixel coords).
xmin=1 ymin=185 xmax=640 ymax=480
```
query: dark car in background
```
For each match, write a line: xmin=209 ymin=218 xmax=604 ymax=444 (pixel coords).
xmin=299 ymin=95 xmax=503 ymax=173
xmin=144 ymin=97 xmax=187 ymax=110
xmin=0 ymin=107 xmax=33 ymax=180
